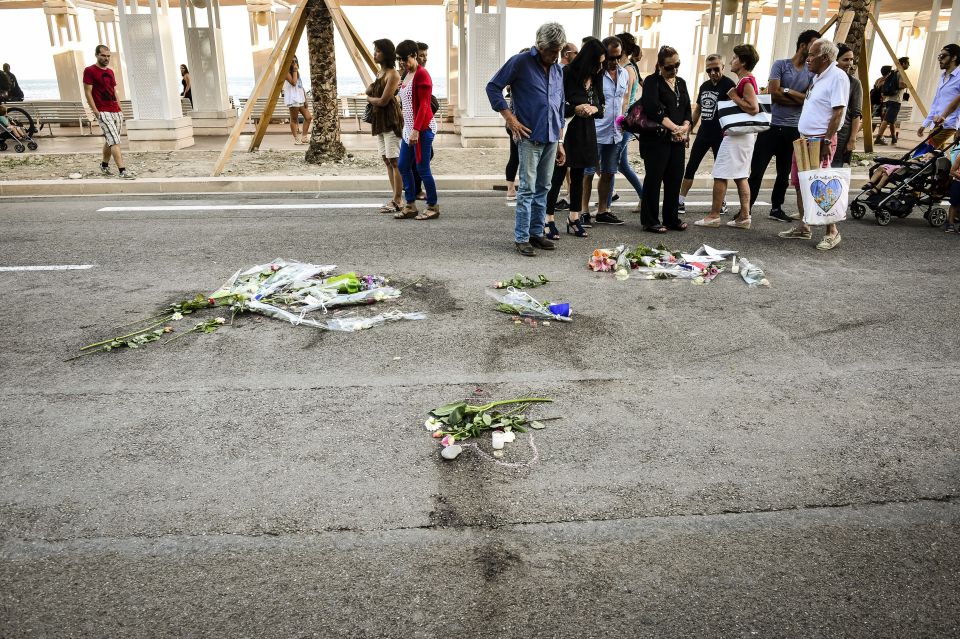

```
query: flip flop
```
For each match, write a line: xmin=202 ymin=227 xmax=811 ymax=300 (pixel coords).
xmin=379 ymin=202 xmax=401 ymax=214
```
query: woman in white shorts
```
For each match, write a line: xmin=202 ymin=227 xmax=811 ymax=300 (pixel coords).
xmin=365 ymin=39 xmax=404 ymax=214
xmin=283 ymin=57 xmax=312 ymax=144
xmin=695 ymin=44 xmax=760 ymax=230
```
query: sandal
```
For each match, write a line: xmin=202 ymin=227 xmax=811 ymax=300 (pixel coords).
xmin=666 ymin=221 xmax=688 ymax=231
xmin=379 ymin=201 xmax=401 ymax=214
xmin=394 ymin=204 xmax=419 ymax=219
xmin=415 ymin=204 xmax=440 ymax=220
xmin=643 ymin=224 xmax=668 ymax=234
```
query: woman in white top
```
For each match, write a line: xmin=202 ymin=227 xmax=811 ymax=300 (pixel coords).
xmin=284 ymin=57 xmax=312 ymax=144
xmin=695 ymin=43 xmax=760 ymax=230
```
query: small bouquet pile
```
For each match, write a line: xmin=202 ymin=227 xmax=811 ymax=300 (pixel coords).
xmin=588 ymin=243 xmax=740 ymax=284
xmin=424 ymin=397 xmax=553 ymax=460
xmin=488 ymin=288 xmax=571 ymax=322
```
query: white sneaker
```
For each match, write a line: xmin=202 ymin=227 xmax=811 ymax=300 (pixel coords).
xmin=118 ymin=170 xmax=136 ymax=180
xmin=720 ymin=201 xmax=729 ymax=215
xmin=99 ymin=165 xmax=114 ymax=176
xmin=726 ymin=217 xmax=751 ymax=229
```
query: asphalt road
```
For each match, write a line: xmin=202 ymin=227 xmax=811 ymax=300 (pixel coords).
xmin=1 ymin=190 xmax=958 ymax=638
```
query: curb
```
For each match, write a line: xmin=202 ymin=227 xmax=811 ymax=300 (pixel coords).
xmin=0 ymin=173 xmax=872 ymax=197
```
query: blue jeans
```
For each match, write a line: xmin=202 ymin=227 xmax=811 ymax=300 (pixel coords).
xmin=608 ymin=134 xmax=644 ymax=207
xmin=398 ymin=129 xmax=437 ymax=205
xmin=515 ymin=139 xmax=558 ymax=243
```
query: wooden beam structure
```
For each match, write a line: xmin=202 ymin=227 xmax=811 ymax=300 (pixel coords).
xmin=247 ymin=1 xmax=310 ymax=152
xmin=212 ymin=0 xmax=308 ymax=176
xmin=857 ymin=29 xmax=873 ymax=153
xmin=325 ymin=0 xmax=374 ymax=88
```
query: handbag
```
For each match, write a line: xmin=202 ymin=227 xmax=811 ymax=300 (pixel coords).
xmin=621 ymin=98 xmax=661 ymax=135
xmin=717 ymin=94 xmax=772 ymax=135
xmin=362 ymin=103 xmax=374 ymax=124
xmin=799 ymin=165 xmax=850 ymax=226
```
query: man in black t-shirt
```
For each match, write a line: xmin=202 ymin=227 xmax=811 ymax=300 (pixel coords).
xmin=678 ymin=54 xmax=736 ymax=213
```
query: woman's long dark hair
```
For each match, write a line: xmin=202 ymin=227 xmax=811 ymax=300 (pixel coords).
xmin=655 ymin=46 xmax=678 ymax=75
xmin=374 ymin=39 xmax=396 ymax=69
xmin=566 ymin=38 xmax=604 ymax=86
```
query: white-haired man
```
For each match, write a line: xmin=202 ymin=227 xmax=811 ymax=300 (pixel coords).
xmin=487 ymin=22 xmax=567 ymax=256
xmin=779 ymin=38 xmax=848 ymax=250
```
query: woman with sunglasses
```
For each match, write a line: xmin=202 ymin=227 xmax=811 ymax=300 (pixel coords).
xmin=638 ymin=46 xmax=691 ymax=233
xmin=283 ymin=56 xmax=312 ymax=144
xmin=393 ymin=39 xmax=439 ymax=220
xmin=678 ymin=54 xmax=735 ymax=213
xmin=695 ymin=43 xmax=760 ymax=230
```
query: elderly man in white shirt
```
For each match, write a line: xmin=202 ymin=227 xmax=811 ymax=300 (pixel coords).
xmin=779 ymin=38 xmax=849 ymax=251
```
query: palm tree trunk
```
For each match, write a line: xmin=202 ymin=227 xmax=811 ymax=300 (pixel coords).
xmin=305 ymin=0 xmax=345 ymax=163
xmin=840 ymin=0 xmax=871 ymax=61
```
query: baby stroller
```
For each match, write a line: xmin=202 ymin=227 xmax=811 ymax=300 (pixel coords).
xmin=849 ymin=136 xmax=954 ymax=227
xmin=0 ymin=104 xmax=39 ymax=153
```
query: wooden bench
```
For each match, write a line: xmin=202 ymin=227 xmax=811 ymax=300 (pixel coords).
xmin=235 ymin=97 xmax=289 ymax=124
xmin=18 ymin=100 xmax=93 ymax=136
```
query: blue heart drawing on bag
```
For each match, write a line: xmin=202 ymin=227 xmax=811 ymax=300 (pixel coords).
xmin=810 ymin=179 xmax=842 ymax=213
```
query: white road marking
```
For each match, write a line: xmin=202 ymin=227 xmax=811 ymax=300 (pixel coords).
xmin=97 ymin=203 xmax=382 ymax=212
xmin=0 ymin=265 xmax=95 ymax=272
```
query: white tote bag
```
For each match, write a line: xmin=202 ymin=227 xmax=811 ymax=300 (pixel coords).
xmin=717 ymin=94 xmax=772 ymax=135
xmin=799 ymin=166 xmax=850 ymax=225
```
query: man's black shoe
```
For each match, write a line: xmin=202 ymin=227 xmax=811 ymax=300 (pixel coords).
xmin=555 ymin=198 xmax=570 ymax=210
xmin=529 ymin=236 xmax=555 ymax=250
xmin=594 ymin=212 xmax=625 ymax=225
xmin=768 ymin=208 xmax=793 ymax=222
xmin=515 ymin=242 xmax=536 ymax=256
xmin=581 ymin=212 xmax=593 ymax=227
xmin=611 ymin=193 xmax=620 ymax=202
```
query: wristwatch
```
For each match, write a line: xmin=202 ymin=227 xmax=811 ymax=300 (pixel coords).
xmin=783 ymin=88 xmax=791 ymax=96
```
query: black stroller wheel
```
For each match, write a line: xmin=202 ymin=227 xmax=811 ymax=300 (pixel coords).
xmin=14 ymin=143 xmax=25 ymax=153
xmin=929 ymin=207 xmax=947 ymax=227
xmin=27 ymin=141 xmax=38 ymax=151
xmin=4 ymin=106 xmax=37 ymax=139
xmin=876 ymin=209 xmax=892 ymax=226
xmin=850 ymin=202 xmax=866 ymax=219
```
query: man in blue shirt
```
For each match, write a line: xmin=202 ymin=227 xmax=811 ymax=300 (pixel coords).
xmin=594 ymin=36 xmax=628 ymax=226
xmin=487 ymin=22 xmax=567 ymax=256
xmin=747 ymin=29 xmax=819 ymax=222
xmin=918 ymin=44 xmax=960 ymax=149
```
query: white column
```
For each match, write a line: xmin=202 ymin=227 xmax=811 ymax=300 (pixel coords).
xmin=246 ymin=0 xmax=280 ymax=91
xmin=42 ymin=0 xmax=86 ymax=103
xmin=118 ymin=0 xmax=194 ymax=150
xmin=461 ymin=0 xmax=508 ymax=147
xmin=94 ymin=8 xmax=128 ymax=100
xmin=180 ymin=0 xmax=236 ymax=135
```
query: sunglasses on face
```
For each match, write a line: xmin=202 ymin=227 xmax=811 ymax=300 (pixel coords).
xmin=662 ymin=63 xmax=680 ymax=72
xmin=706 ymin=67 xmax=722 ymax=73
xmin=939 ymin=53 xmax=951 ymax=60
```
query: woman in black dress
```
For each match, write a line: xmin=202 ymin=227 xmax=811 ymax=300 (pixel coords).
xmin=639 ymin=46 xmax=692 ymax=233
xmin=545 ymin=38 xmax=605 ymax=238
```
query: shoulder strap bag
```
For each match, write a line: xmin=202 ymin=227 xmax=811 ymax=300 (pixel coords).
xmin=717 ymin=93 xmax=772 ymax=135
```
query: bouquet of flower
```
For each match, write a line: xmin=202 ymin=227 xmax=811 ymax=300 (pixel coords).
xmin=424 ymin=397 xmax=554 ymax=460
xmin=487 ymin=288 xmax=572 ymax=322
xmin=588 ymin=244 xmax=740 ymax=284
xmin=69 ymin=259 xmax=426 ymax=359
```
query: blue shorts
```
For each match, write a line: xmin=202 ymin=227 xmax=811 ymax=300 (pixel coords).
xmin=949 ymin=179 xmax=960 ymax=207
xmin=597 ymin=142 xmax=619 ymax=174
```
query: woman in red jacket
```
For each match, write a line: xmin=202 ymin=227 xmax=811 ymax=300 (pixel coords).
xmin=393 ymin=39 xmax=440 ymax=220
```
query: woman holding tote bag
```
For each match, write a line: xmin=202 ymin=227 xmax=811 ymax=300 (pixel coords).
xmin=695 ymin=44 xmax=761 ymax=229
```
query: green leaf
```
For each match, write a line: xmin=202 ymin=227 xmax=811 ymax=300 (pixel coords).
xmin=431 ymin=402 xmax=466 ymax=417
xmin=530 ymin=420 xmax=546 ymax=430
xmin=447 ymin=405 xmax=466 ymax=426
xmin=482 ymin=413 xmax=492 ymax=426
